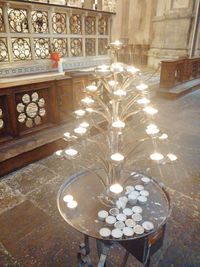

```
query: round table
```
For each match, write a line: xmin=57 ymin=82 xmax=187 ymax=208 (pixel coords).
xmin=57 ymin=170 xmax=171 ymax=267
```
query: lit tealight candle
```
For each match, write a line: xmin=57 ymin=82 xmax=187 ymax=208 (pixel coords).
xmin=55 ymin=150 xmax=63 ymax=157
xmin=137 ymin=97 xmax=150 ymax=105
xmin=123 ymin=227 xmax=134 ymax=237
xmin=111 ymin=63 xmax=124 ymax=72
xmin=150 ymin=152 xmax=164 ymax=161
xmin=159 ymin=133 xmax=168 ymax=140
xmin=167 ymin=153 xmax=177 ymax=161
xmin=126 ymin=66 xmax=140 ymax=74
xmin=74 ymin=109 xmax=86 ymax=117
xmin=80 ymin=122 xmax=90 ymax=128
xmin=99 ymin=228 xmax=111 ymax=238
xmin=111 ymin=228 xmax=123 ymax=239
xmin=142 ymin=221 xmax=154 ymax=232
xmin=136 ymin=83 xmax=148 ymax=91
xmin=134 ymin=225 xmax=144 ymax=235
xmin=86 ymin=108 xmax=94 ymax=113
xmin=81 ymin=97 xmax=94 ymax=105
xmin=110 ymin=183 xmax=123 ymax=194
xmin=143 ymin=106 xmax=158 ymax=115
xmin=74 ymin=127 xmax=87 ymax=135
xmin=105 ymin=215 xmax=116 ymax=225
xmin=132 ymin=206 xmax=143 ymax=214
xmin=112 ymin=120 xmax=125 ymax=129
xmin=114 ymin=89 xmax=127 ymax=97
xmin=67 ymin=200 xmax=78 ymax=209
xmin=63 ymin=194 xmax=73 ymax=203
xmin=146 ymin=124 xmax=159 ymax=135
xmin=65 ymin=148 xmax=78 ymax=157
xmin=86 ymin=84 xmax=98 ymax=92
xmin=63 ymin=132 xmax=71 ymax=138
xmin=110 ymin=153 xmax=124 ymax=162
xmin=98 ymin=210 xmax=109 ymax=221
xmin=108 ymin=80 xmax=118 ymax=87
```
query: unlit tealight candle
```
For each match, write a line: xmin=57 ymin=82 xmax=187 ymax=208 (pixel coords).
xmin=132 ymin=213 xmax=142 ymax=222
xmin=132 ymin=206 xmax=143 ymax=214
xmin=140 ymin=190 xmax=149 ymax=197
xmin=123 ymin=208 xmax=133 ymax=217
xmin=135 ymin=185 xmax=144 ymax=191
xmin=116 ymin=213 xmax=127 ymax=222
xmin=109 ymin=207 xmax=120 ymax=216
xmin=141 ymin=177 xmax=150 ymax=184
xmin=123 ymin=227 xmax=134 ymax=237
xmin=142 ymin=221 xmax=154 ymax=232
xmin=138 ymin=195 xmax=147 ymax=205
xmin=134 ymin=225 xmax=144 ymax=235
xmin=114 ymin=221 xmax=125 ymax=230
xmin=99 ymin=228 xmax=111 ymax=238
xmin=125 ymin=219 xmax=136 ymax=228
xmin=98 ymin=210 xmax=108 ymax=221
xmin=106 ymin=215 xmax=116 ymax=225
xmin=111 ymin=228 xmax=123 ymax=239
xmin=128 ymin=193 xmax=138 ymax=205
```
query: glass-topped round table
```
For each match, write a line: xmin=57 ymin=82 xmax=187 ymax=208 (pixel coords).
xmin=57 ymin=170 xmax=171 ymax=267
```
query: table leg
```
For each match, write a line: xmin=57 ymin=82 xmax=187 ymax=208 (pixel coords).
xmin=96 ymin=240 xmax=111 ymax=267
xmin=77 ymin=235 xmax=93 ymax=267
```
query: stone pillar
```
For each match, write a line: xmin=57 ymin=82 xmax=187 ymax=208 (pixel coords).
xmin=148 ymin=0 xmax=195 ymax=67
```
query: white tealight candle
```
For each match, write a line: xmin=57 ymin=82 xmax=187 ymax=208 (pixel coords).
xmin=114 ymin=221 xmax=125 ymax=230
xmin=142 ymin=221 xmax=154 ymax=232
xmin=132 ymin=213 xmax=142 ymax=222
xmin=123 ymin=227 xmax=134 ymax=237
xmin=143 ymin=106 xmax=158 ymax=115
xmin=74 ymin=127 xmax=87 ymax=135
xmin=55 ymin=150 xmax=63 ymax=157
xmin=125 ymin=219 xmax=136 ymax=228
xmin=109 ymin=183 xmax=123 ymax=194
xmin=159 ymin=133 xmax=168 ymax=140
xmin=114 ymin=89 xmax=127 ymax=97
xmin=140 ymin=190 xmax=149 ymax=197
xmin=123 ymin=208 xmax=133 ymax=217
xmin=132 ymin=206 xmax=143 ymax=214
xmin=146 ymin=124 xmax=159 ymax=135
xmin=128 ymin=193 xmax=138 ymax=205
xmin=141 ymin=177 xmax=151 ymax=184
xmin=111 ymin=228 xmax=123 ymax=239
xmin=74 ymin=109 xmax=86 ymax=117
xmin=150 ymin=152 xmax=164 ymax=161
xmin=81 ymin=97 xmax=94 ymax=105
xmin=116 ymin=213 xmax=127 ymax=222
xmin=112 ymin=120 xmax=125 ymax=129
xmin=136 ymin=83 xmax=148 ymax=91
xmin=137 ymin=195 xmax=147 ymax=205
xmin=134 ymin=225 xmax=144 ymax=235
xmin=135 ymin=185 xmax=144 ymax=191
xmin=167 ymin=153 xmax=177 ymax=161
xmin=63 ymin=132 xmax=71 ymax=138
xmin=80 ymin=122 xmax=90 ymax=128
xmin=105 ymin=215 xmax=116 ymax=225
xmin=98 ymin=210 xmax=109 ymax=221
xmin=86 ymin=84 xmax=98 ymax=92
xmin=137 ymin=97 xmax=150 ymax=105
xmin=67 ymin=200 xmax=78 ymax=209
xmin=109 ymin=208 xmax=120 ymax=216
xmin=126 ymin=185 xmax=135 ymax=193
xmin=111 ymin=63 xmax=124 ymax=72
xmin=65 ymin=148 xmax=78 ymax=157
xmin=108 ymin=80 xmax=118 ymax=87
xmin=110 ymin=153 xmax=124 ymax=162
xmin=99 ymin=228 xmax=111 ymax=238
xmin=126 ymin=66 xmax=140 ymax=74
xmin=63 ymin=194 xmax=73 ymax=203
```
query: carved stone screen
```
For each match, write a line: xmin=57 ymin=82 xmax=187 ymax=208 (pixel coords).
xmin=0 ymin=1 xmax=111 ymax=68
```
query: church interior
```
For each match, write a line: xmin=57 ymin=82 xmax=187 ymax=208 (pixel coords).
xmin=0 ymin=0 xmax=200 ymax=266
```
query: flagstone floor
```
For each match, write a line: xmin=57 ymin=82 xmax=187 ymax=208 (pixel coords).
xmin=0 ymin=89 xmax=200 ymax=267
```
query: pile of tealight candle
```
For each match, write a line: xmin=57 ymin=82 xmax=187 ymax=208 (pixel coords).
xmin=98 ymin=175 xmax=154 ymax=239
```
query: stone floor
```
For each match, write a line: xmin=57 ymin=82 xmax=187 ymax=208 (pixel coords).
xmin=0 ymin=89 xmax=200 ymax=267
